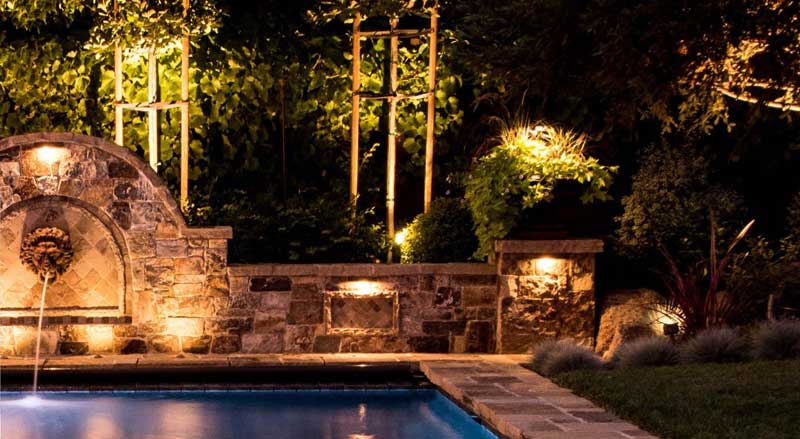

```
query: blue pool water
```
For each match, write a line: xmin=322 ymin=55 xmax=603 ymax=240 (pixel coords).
xmin=0 ymin=390 xmax=497 ymax=439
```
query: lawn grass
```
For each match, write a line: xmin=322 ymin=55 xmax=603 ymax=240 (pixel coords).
xmin=554 ymin=361 xmax=800 ymax=439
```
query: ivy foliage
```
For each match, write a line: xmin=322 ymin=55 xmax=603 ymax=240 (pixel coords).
xmin=465 ymin=123 xmax=616 ymax=257
xmin=399 ymin=197 xmax=477 ymax=263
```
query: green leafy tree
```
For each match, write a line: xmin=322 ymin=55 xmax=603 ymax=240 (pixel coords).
xmin=450 ymin=0 xmax=800 ymax=136
xmin=399 ymin=197 xmax=477 ymax=263
xmin=617 ymin=145 xmax=746 ymax=266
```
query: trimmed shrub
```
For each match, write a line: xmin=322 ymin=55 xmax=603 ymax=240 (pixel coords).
xmin=752 ymin=320 xmax=800 ymax=360
xmin=614 ymin=337 xmax=680 ymax=368
xmin=539 ymin=341 xmax=604 ymax=377
xmin=681 ymin=327 xmax=749 ymax=363
xmin=529 ymin=339 xmax=561 ymax=374
xmin=400 ymin=198 xmax=478 ymax=263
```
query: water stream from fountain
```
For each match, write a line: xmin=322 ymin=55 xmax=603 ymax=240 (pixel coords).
xmin=20 ymin=227 xmax=73 ymax=394
xmin=32 ymin=274 xmax=51 ymax=394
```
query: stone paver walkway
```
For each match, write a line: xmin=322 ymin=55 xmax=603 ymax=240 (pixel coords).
xmin=1 ymin=354 xmax=656 ymax=439
xmin=420 ymin=356 xmax=656 ymax=439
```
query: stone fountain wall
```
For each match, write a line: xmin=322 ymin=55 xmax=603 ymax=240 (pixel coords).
xmin=0 ymin=133 xmax=231 ymax=355
xmin=0 ymin=133 xmax=602 ymax=356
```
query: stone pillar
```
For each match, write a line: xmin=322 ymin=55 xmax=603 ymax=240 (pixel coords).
xmin=495 ymin=239 xmax=603 ymax=353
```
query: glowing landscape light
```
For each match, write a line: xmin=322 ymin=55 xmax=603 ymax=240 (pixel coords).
xmin=35 ymin=146 xmax=66 ymax=167
xmin=534 ymin=257 xmax=560 ymax=274
xmin=394 ymin=227 xmax=408 ymax=245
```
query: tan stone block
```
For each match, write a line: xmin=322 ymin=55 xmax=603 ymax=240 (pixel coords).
xmin=127 ymin=230 xmax=156 ymax=259
xmin=175 ymin=274 xmax=206 ymax=284
xmin=229 ymin=276 xmax=250 ymax=293
xmin=254 ymin=309 xmax=286 ymax=333
xmin=208 ymin=239 xmax=227 ymax=249
xmin=571 ymin=273 xmax=594 ymax=292
xmin=175 ymin=257 xmax=205 ymax=275
xmin=13 ymin=327 xmax=58 ymax=355
xmin=172 ymin=283 xmax=203 ymax=297
xmin=133 ymin=290 xmax=158 ymax=323
xmin=462 ymin=286 xmax=496 ymax=307
xmin=156 ymin=239 xmax=188 ymax=258
xmin=165 ymin=317 xmax=204 ymax=336
xmin=155 ymin=222 xmax=180 ymax=239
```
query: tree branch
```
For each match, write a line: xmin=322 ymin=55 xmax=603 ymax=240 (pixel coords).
xmin=716 ymin=85 xmax=800 ymax=112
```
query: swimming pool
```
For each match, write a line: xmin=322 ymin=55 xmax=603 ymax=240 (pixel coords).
xmin=0 ymin=389 xmax=498 ymax=439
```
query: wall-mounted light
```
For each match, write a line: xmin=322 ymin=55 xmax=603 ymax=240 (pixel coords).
xmin=534 ymin=257 xmax=560 ymax=274
xmin=36 ymin=146 xmax=66 ymax=167
xmin=337 ymin=280 xmax=387 ymax=296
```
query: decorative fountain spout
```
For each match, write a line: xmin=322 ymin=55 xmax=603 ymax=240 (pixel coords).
xmin=20 ymin=227 xmax=74 ymax=393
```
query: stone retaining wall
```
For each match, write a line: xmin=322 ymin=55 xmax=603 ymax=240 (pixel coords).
xmin=224 ymin=263 xmax=498 ymax=354
xmin=0 ymin=132 xmax=603 ymax=356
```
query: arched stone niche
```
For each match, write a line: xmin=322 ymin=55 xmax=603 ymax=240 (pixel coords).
xmin=0 ymin=134 xmax=231 ymax=344
xmin=0 ymin=197 xmax=126 ymax=316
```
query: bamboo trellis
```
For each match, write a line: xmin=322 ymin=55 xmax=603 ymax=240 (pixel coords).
xmin=350 ymin=6 xmax=439 ymax=262
xmin=113 ymin=0 xmax=191 ymax=210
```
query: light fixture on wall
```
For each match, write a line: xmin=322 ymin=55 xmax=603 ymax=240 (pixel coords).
xmin=337 ymin=280 xmax=387 ymax=296
xmin=35 ymin=146 xmax=66 ymax=168
xmin=534 ymin=257 xmax=560 ymax=274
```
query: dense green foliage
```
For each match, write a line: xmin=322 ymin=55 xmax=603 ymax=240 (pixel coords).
xmin=451 ymin=0 xmax=800 ymax=136
xmin=0 ymin=0 xmax=798 ymax=266
xmin=399 ymin=198 xmax=477 ymax=263
xmin=0 ymin=0 xmax=465 ymax=262
xmin=556 ymin=361 xmax=800 ymax=439
xmin=618 ymin=145 xmax=799 ymax=329
xmin=617 ymin=145 xmax=746 ymax=265
xmin=466 ymin=123 xmax=615 ymax=257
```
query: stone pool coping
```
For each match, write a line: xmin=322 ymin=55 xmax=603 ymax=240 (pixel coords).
xmin=0 ymin=354 xmax=656 ymax=439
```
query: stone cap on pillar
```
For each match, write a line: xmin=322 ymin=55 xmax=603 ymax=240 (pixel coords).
xmin=495 ymin=239 xmax=604 ymax=255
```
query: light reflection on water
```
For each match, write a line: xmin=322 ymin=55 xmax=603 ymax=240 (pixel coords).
xmin=0 ymin=390 xmax=496 ymax=439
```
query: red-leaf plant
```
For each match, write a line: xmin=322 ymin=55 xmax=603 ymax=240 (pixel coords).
xmin=657 ymin=216 xmax=756 ymax=335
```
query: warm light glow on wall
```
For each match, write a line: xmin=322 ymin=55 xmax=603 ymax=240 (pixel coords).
xmin=35 ymin=146 xmax=67 ymax=167
xmin=166 ymin=317 xmax=203 ymax=337
xmin=86 ymin=325 xmax=114 ymax=352
xmin=535 ymin=257 xmax=560 ymax=274
xmin=338 ymin=280 xmax=386 ymax=296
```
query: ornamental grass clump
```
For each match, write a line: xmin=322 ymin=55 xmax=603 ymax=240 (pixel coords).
xmin=752 ymin=320 xmax=800 ymax=360
xmin=681 ymin=327 xmax=749 ymax=363
xmin=529 ymin=339 xmax=561 ymax=374
xmin=614 ymin=337 xmax=680 ymax=368
xmin=537 ymin=340 xmax=604 ymax=377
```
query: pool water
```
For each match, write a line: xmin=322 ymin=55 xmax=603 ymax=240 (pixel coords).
xmin=0 ymin=390 xmax=497 ymax=439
